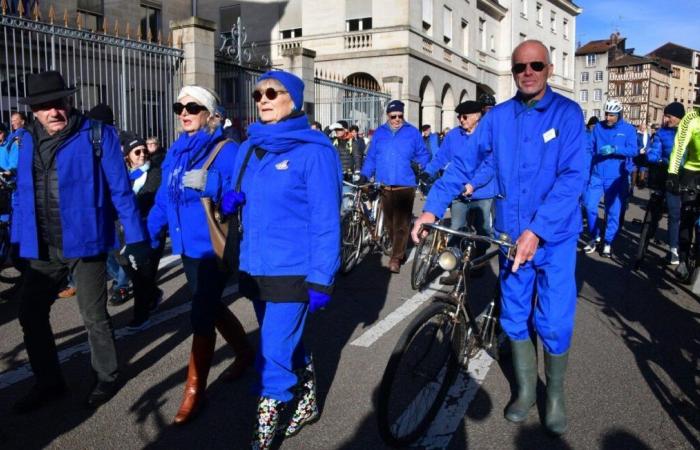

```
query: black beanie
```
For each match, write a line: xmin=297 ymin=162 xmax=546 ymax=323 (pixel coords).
xmin=664 ymin=102 xmax=685 ymax=120
xmin=88 ymin=103 xmax=115 ymax=125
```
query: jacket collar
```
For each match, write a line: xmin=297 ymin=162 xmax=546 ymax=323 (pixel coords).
xmin=513 ymin=85 xmax=555 ymax=115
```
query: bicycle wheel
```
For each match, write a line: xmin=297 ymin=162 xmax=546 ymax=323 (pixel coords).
xmin=340 ymin=213 xmax=363 ymax=273
xmin=411 ymin=229 xmax=438 ymax=290
xmin=0 ymin=223 xmax=11 ymax=268
xmin=377 ymin=301 xmax=469 ymax=447
xmin=633 ymin=207 xmax=654 ymax=270
xmin=376 ymin=205 xmax=394 ymax=256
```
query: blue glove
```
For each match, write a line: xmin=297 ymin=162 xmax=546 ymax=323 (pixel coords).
xmin=308 ymin=288 xmax=331 ymax=313
xmin=599 ymin=144 xmax=615 ymax=156
xmin=221 ymin=190 xmax=246 ymax=215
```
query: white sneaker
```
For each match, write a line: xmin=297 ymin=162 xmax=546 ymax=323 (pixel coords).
xmin=669 ymin=248 xmax=680 ymax=265
xmin=602 ymin=244 xmax=611 ymax=257
xmin=583 ymin=240 xmax=597 ymax=253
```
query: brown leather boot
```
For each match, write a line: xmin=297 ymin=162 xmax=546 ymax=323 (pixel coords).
xmin=173 ymin=334 xmax=216 ymax=425
xmin=215 ymin=307 xmax=254 ymax=382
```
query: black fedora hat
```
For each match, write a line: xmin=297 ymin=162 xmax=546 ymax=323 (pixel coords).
xmin=19 ymin=71 xmax=78 ymax=106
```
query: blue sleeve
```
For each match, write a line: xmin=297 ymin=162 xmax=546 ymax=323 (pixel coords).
xmin=7 ymin=141 xmax=19 ymax=171
xmin=647 ymin=134 xmax=662 ymax=163
xmin=412 ymin=130 xmax=431 ymax=169
xmin=202 ymin=141 xmax=239 ymax=201
xmin=615 ymin=125 xmax=640 ymax=157
xmin=99 ymin=125 xmax=146 ymax=244
xmin=147 ymin=156 xmax=170 ymax=243
xmin=360 ymin=138 xmax=377 ymax=178
xmin=305 ymin=147 xmax=342 ymax=288
xmin=528 ymin=106 xmax=588 ymax=242
xmin=467 ymin=117 xmax=495 ymax=189
xmin=424 ymin=136 xmax=452 ymax=176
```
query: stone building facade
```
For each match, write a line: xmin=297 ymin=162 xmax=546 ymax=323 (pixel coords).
xmin=648 ymin=42 xmax=700 ymax=108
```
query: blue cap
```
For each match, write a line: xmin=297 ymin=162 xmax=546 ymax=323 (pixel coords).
xmin=215 ymin=106 xmax=227 ymax=117
xmin=258 ymin=70 xmax=304 ymax=111
xmin=386 ymin=100 xmax=404 ymax=114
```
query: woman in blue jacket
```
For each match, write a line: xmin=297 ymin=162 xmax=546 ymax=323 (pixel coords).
xmin=147 ymin=85 xmax=254 ymax=426
xmin=220 ymin=70 xmax=342 ymax=449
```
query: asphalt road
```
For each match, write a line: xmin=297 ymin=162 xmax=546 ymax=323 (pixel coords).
xmin=0 ymin=189 xmax=698 ymax=450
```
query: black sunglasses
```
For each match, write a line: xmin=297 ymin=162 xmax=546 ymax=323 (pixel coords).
xmin=131 ymin=149 xmax=143 ymax=156
xmin=511 ymin=61 xmax=547 ymax=74
xmin=389 ymin=114 xmax=404 ymax=120
xmin=173 ymin=102 xmax=207 ymax=115
xmin=252 ymin=87 xmax=288 ymax=102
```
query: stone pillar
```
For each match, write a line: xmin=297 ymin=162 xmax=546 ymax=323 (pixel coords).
xmin=441 ymin=107 xmax=456 ymax=130
xmin=170 ymin=17 xmax=216 ymax=90
xmin=422 ymin=101 xmax=442 ymax=130
xmin=281 ymin=47 xmax=317 ymax=118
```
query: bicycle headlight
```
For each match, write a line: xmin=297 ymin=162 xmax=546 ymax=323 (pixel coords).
xmin=437 ymin=247 xmax=462 ymax=271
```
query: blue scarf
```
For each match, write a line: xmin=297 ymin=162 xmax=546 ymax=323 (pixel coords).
xmin=246 ymin=113 xmax=333 ymax=154
xmin=167 ymin=126 xmax=222 ymax=204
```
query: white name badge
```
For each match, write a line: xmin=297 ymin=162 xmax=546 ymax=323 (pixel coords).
xmin=543 ymin=128 xmax=557 ymax=143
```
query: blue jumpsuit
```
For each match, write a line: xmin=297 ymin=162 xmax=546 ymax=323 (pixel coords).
xmin=425 ymin=86 xmax=587 ymax=354
xmin=583 ymin=117 xmax=638 ymax=244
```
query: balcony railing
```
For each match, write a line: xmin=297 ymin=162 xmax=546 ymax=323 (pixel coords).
xmin=344 ymin=32 xmax=372 ymax=50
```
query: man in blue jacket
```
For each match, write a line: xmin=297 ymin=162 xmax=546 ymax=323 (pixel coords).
xmin=11 ymin=71 xmax=148 ymax=413
xmin=413 ymin=40 xmax=587 ymax=435
xmin=582 ymin=99 xmax=638 ymax=257
xmin=421 ymin=124 xmax=441 ymax=159
xmin=360 ymin=100 xmax=431 ymax=273
xmin=647 ymin=101 xmax=685 ymax=265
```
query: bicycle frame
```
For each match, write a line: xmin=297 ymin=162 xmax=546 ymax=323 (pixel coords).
xmin=343 ymin=181 xmax=387 ymax=246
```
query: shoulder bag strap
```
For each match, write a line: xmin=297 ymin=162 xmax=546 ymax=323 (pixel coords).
xmin=202 ymin=138 xmax=232 ymax=171
xmin=235 ymin=145 xmax=257 ymax=192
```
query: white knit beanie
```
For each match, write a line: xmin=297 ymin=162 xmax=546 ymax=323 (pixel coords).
xmin=177 ymin=85 xmax=219 ymax=114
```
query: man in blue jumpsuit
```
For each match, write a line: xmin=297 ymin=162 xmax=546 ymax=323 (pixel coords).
xmin=646 ymin=102 xmax=685 ymax=265
xmin=582 ymin=99 xmax=638 ymax=257
xmin=412 ymin=40 xmax=587 ymax=435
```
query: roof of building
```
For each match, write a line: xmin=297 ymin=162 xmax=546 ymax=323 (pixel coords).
xmin=647 ymin=42 xmax=698 ymax=66
xmin=608 ymin=54 xmax=671 ymax=71
xmin=575 ymin=35 xmax=626 ymax=56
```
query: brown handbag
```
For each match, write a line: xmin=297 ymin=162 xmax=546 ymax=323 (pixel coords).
xmin=200 ymin=139 xmax=232 ymax=261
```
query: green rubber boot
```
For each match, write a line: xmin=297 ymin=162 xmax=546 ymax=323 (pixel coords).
xmin=504 ymin=338 xmax=537 ymax=423
xmin=543 ymin=350 xmax=569 ymax=435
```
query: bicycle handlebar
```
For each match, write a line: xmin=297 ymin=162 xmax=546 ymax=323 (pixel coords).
xmin=420 ymin=222 xmax=516 ymax=248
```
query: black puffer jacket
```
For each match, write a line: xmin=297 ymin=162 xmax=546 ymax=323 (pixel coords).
xmin=33 ymin=149 xmax=62 ymax=247
xmin=333 ymin=138 xmax=362 ymax=175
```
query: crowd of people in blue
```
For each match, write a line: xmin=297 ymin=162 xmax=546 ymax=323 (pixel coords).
xmin=0 ymin=38 xmax=694 ymax=448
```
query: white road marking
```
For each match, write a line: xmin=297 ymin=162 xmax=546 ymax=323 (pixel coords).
xmin=0 ymin=252 xmax=238 ymax=390
xmin=350 ymin=277 xmax=444 ymax=348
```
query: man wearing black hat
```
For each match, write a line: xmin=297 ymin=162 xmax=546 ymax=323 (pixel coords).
xmin=11 ymin=70 xmax=149 ymax=412
xmin=332 ymin=120 xmax=361 ymax=182
xmin=360 ymin=100 xmax=430 ymax=273
xmin=646 ymin=102 xmax=684 ymax=266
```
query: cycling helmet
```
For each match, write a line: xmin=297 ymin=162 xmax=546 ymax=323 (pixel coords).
xmin=478 ymin=93 xmax=496 ymax=106
xmin=604 ymin=99 xmax=623 ymax=114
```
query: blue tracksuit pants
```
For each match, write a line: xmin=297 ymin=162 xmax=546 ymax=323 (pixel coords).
xmin=584 ymin=174 xmax=629 ymax=244
xmin=499 ymin=235 xmax=578 ymax=355
xmin=253 ymin=300 xmax=310 ymax=402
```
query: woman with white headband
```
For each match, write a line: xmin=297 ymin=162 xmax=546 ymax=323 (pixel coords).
xmin=147 ymin=85 xmax=254 ymax=425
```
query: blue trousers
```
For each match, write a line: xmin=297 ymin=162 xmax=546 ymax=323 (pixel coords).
xmin=253 ymin=301 xmax=310 ymax=402
xmin=584 ymin=175 xmax=629 ymax=244
xmin=450 ymin=197 xmax=493 ymax=236
xmin=499 ymin=235 xmax=578 ymax=355
xmin=666 ymin=191 xmax=681 ymax=249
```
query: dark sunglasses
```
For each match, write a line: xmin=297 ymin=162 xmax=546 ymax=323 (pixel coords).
xmin=458 ymin=114 xmax=471 ymax=120
xmin=131 ymin=149 xmax=143 ymax=156
xmin=252 ymin=88 xmax=288 ymax=102
xmin=389 ymin=114 xmax=404 ymax=120
xmin=173 ymin=102 xmax=207 ymax=115
xmin=511 ymin=61 xmax=547 ymax=74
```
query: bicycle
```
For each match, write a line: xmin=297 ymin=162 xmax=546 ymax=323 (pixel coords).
xmin=633 ymin=189 xmax=666 ymax=271
xmin=376 ymin=223 xmax=515 ymax=447
xmin=0 ymin=174 xmax=15 ymax=268
xmin=410 ymin=221 xmax=449 ymax=290
xmin=339 ymin=181 xmax=392 ymax=273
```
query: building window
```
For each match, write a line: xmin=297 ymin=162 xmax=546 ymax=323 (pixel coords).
xmin=594 ymin=108 xmax=601 ymax=118
xmin=634 ymin=64 xmax=644 ymax=73
xmin=479 ymin=18 xmax=486 ymax=51
xmin=655 ymin=84 xmax=660 ymax=97
xmin=582 ymin=109 xmax=587 ymax=118
xmin=632 ymin=82 xmax=643 ymax=96
xmin=616 ymin=66 xmax=625 ymax=74
xmin=581 ymin=72 xmax=589 ymax=83
xmin=279 ymin=0 xmax=302 ymax=39
xmin=490 ymin=34 xmax=495 ymax=52
xmin=580 ymin=90 xmax=588 ymax=102
xmin=595 ymin=70 xmax=603 ymax=82
xmin=563 ymin=18 xmax=569 ymax=39
xmin=593 ymin=89 xmax=602 ymax=101
xmin=422 ymin=0 xmax=433 ymax=34
xmin=563 ymin=52 xmax=568 ymax=77
xmin=674 ymin=86 xmax=678 ymax=100
xmin=630 ymin=105 xmax=641 ymax=119
xmin=280 ymin=28 xmax=302 ymax=39
xmin=461 ymin=20 xmax=469 ymax=55
xmin=550 ymin=46 xmax=556 ymax=69
xmin=346 ymin=18 xmax=372 ymax=31
xmin=673 ymin=67 xmax=681 ymax=79
xmin=586 ymin=54 xmax=596 ymax=67
xmin=520 ymin=0 xmax=528 ymax=18
xmin=140 ymin=3 xmax=160 ymax=42
xmin=443 ymin=6 xmax=453 ymax=45
xmin=615 ymin=83 xmax=624 ymax=96
xmin=665 ymin=86 xmax=669 ymax=100
xmin=536 ymin=3 xmax=543 ymax=26
xmin=519 ymin=32 xmax=527 ymax=43
xmin=550 ymin=10 xmax=556 ymax=33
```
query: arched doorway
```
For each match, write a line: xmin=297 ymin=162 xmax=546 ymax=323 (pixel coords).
xmin=476 ymin=84 xmax=496 ymax=102
xmin=344 ymin=72 xmax=381 ymax=92
xmin=441 ymin=84 xmax=456 ymax=130
xmin=459 ymin=89 xmax=469 ymax=103
xmin=419 ymin=76 xmax=439 ymax=129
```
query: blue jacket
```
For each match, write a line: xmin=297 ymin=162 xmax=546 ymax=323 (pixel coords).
xmin=589 ymin=118 xmax=638 ymax=179
xmin=12 ymin=118 xmax=145 ymax=259
xmin=361 ymin=122 xmax=430 ymax=186
xmin=232 ymin=115 xmax=342 ymax=288
xmin=0 ymin=138 xmax=18 ymax=172
xmin=425 ymin=86 xmax=587 ymax=243
xmin=424 ymin=126 xmax=497 ymax=201
xmin=147 ymin=127 xmax=239 ymax=258
xmin=647 ymin=127 xmax=677 ymax=164
xmin=424 ymin=132 xmax=441 ymax=159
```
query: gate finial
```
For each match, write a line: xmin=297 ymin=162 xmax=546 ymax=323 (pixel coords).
xmin=76 ymin=11 xmax=82 ymax=30
xmin=1 ymin=0 xmax=7 ymax=16
xmin=17 ymin=0 xmax=24 ymax=17
xmin=63 ymin=8 xmax=68 ymax=27
xmin=114 ymin=18 xmax=119 ymax=37
xmin=158 ymin=31 xmax=162 ymax=45
xmin=48 ymin=4 xmax=55 ymax=24
xmin=126 ymin=22 xmax=131 ymax=39
xmin=32 ymin=2 xmax=40 ymax=20
xmin=102 ymin=16 xmax=108 ymax=34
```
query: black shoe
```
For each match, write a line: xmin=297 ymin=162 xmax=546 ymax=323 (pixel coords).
xmin=149 ymin=288 xmax=163 ymax=313
xmin=127 ymin=316 xmax=152 ymax=331
xmin=85 ymin=379 xmax=121 ymax=408
xmin=12 ymin=382 xmax=67 ymax=414
xmin=675 ymin=262 xmax=690 ymax=284
xmin=108 ymin=288 xmax=129 ymax=306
